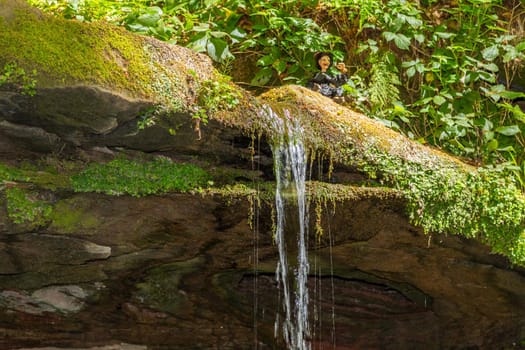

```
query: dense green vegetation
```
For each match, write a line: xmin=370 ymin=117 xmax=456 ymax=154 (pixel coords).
xmin=0 ymin=158 xmax=213 ymax=226
xmin=0 ymin=62 xmax=37 ymax=95
xmin=28 ymin=0 xmax=525 ymax=188
xmin=9 ymin=1 xmax=525 ymax=264
xmin=71 ymin=157 xmax=212 ymax=196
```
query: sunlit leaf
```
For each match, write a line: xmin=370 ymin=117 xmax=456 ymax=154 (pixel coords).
xmin=482 ymin=45 xmax=499 ymax=61
xmin=516 ymin=41 xmax=525 ymax=52
xmin=499 ymin=90 xmax=525 ymax=100
xmin=210 ymin=31 xmax=229 ymax=38
xmin=272 ymin=60 xmax=287 ymax=75
xmin=406 ymin=66 xmax=415 ymax=78
xmin=495 ymin=125 xmax=520 ymax=136
xmin=257 ymin=54 xmax=274 ymax=67
xmin=503 ymin=46 xmax=519 ymax=62
xmin=207 ymin=37 xmax=232 ymax=62
xmin=414 ymin=34 xmax=425 ymax=43
xmin=251 ymin=67 xmax=273 ymax=86
xmin=230 ymin=28 xmax=246 ymax=44
xmin=127 ymin=23 xmax=149 ymax=33
xmin=499 ymin=102 xmax=525 ymax=123
xmin=187 ymin=32 xmax=209 ymax=52
xmin=481 ymin=62 xmax=499 ymax=72
xmin=435 ymin=31 xmax=455 ymax=39
xmin=433 ymin=95 xmax=446 ymax=105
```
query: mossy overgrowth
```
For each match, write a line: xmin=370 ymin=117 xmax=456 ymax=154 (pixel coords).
xmin=0 ymin=1 xmax=152 ymax=94
xmin=49 ymin=197 xmax=99 ymax=233
xmin=71 ymin=157 xmax=212 ymax=197
xmin=4 ymin=187 xmax=51 ymax=226
xmin=0 ymin=160 xmax=75 ymax=191
xmin=258 ymin=86 xmax=525 ymax=266
xmin=193 ymin=72 xmax=242 ymax=125
xmin=362 ymin=150 xmax=525 ymax=265
xmin=0 ymin=0 xmax=211 ymax=114
xmin=0 ymin=162 xmax=28 ymax=183
xmin=0 ymin=61 xmax=37 ymax=95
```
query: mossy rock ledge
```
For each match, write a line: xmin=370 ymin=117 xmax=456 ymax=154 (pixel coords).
xmin=0 ymin=0 xmax=256 ymax=164
xmin=1 ymin=1 xmax=525 ymax=350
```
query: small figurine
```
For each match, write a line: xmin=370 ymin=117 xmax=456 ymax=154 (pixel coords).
xmin=307 ymin=52 xmax=348 ymax=103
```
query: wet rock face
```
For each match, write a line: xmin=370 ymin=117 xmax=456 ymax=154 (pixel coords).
xmin=0 ymin=192 xmax=524 ymax=349
xmin=0 ymin=2 xmax=524 ymax=349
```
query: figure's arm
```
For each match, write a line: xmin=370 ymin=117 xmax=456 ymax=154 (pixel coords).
xmin=334 ymin=62 xmax=348 ymax=86
xmin=334 ymin=73 xmax=348 ymax=86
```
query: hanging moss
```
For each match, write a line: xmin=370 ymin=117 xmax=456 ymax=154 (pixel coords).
xmin=258 ymin=85 xmax=525 ymax=266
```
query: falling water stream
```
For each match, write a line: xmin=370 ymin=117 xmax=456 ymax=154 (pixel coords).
xmin=267 ymin=106 xmax=311 ymax=350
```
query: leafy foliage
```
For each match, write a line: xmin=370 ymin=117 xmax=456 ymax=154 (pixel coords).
xmin=28 ymin=1 xmax=525 ymax=182
xmin=23 ymin=0 xmax=525 ymax=264
xmin=343 ymin=0 xmax=525 ymax=185
xmin=0 ymin=163 xmax=28 ymax=183
xmin=28 ymin=0 xmax=345 ymax=86
xmin=358 ymin=146 xmax=525 ymax=265
xmin=71 ymin=157 xmax=212 ymax=196
xmin=0 ymin=62 xmax=37 ymax=96
xmin=5 ymin=187 xmax=52 ymax=225
xmin=192 ymin=73 xmax=242 ymax=125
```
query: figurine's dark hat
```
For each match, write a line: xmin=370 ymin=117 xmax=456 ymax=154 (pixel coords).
xmin=314 ymin=51 xmax=333 ymax=70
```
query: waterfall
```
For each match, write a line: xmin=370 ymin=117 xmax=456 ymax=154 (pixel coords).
xmin=265 ymin=106 xmax=310 ymax=350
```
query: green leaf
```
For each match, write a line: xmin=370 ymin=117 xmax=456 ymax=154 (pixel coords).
xmin=435 ymin=31 xmax=455 ymax=39
xmin=187 ymin=32 xmax=209 ymax=53
xmin=498 ymin=90 xmax=525 ymax=100
xmin=406 ymin=66 xmax=416 ymax=78
xmin=137 ymin=7 xmax=163 ymax=27
xmin=383 ymin=31 xmax=396 ymax=42
xmin=272 ymin=60 xmax=287 ymax=75
xmin=515 ymin=41 xmax=525 ymax=51
xmin=207 ymin=37 xmax=232 ymax=62
xmin=481 ymin=62 xmax=499 ymax=72
xmin=414 ymin=34 xmax=425 ymax=43
xmin=229 ymin=28 xmax=246 ymax=44
xmin=257 ymin=54 xmax=274 ymax=67
xmin=405 ymin=16 xmax=422 ymax=28
xmin=251 ymin=67 xmax=273 ymax=86
xmin=482 ymin=45 xmax=499 ymax=61
xmin=433 ymin=95 xmax=446 ymax=105
xmin=503 ymin=46 xmax=519 ymax=62
xmin=127 ymin=23 xmax=149 ymax=33
xmin=394 ymin=33 xmax=411 ymax=50
xmin=192 ymin=23 xmax=211 ymax=32
xmin=495 ymin=125 xmax=520 ymax=136
xmin=210 ymin=31 xmax=229 ymax=38
xmin=482 ymin=84 xmax=505 ymax=102
xmin=500 ymin=103 xmax=525 ymax=123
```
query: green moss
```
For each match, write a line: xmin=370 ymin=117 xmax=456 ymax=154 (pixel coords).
xmin=134 ymin=257 xmax=204 ymax=314
xmin=71 ymin=157 xmax=212 ymax=197
xmin=0 ymin=5 xmax=149 ymax=93
xmin=5 ymin=187 xmax=51 ymax=226
xmin=0 ymin=2 xmax=197 ymax=103
xmin=257 ymin=86 xmax=525 ymax=266
xmin=0 ymin=162 xmax=28 ymax=182
xmin=1 ymin=160 xmax=76 ymax=191
xmin=49 ymin=198 xmax=99 ymax=233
